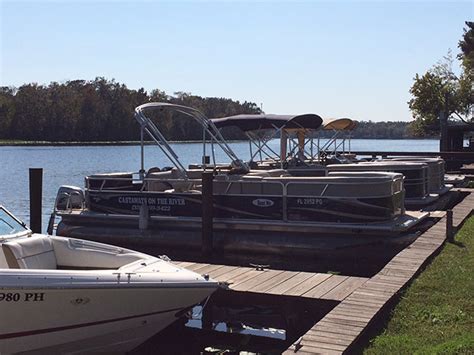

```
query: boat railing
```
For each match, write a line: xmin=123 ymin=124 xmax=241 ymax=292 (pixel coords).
xmin=134 ymin=103 xmax=249 ymax=178
xmin=84 ymin=173 xmax=404 ymax=199
xmin=85 ymin=175 xmax=204 ymax=192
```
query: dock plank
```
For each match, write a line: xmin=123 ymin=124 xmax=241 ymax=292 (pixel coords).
xmin=226 ymin=269 xmax=263 ymax=286
xmin=321 ymin=277 xmax=368 ymax=301
xmin=208 ymin=265 xmax=241 ymax=279
xmin=314 ymin=321 xmax=365 ymax=335
xmin=302 ymin=333 xmax=354 ymax=346
xmin=266 ymin=272 xmax=316 ymax=295
xmin=299 ymin=341 xmax=347 ymax=352
xmin=175 ymin=261 xmax=197 ymax=269
xmin=284 ymin=273 xmax=333 ymax=297
xmin=303 ymin=275 xmax=348 ymax=299
xmin=186 ymin=263 xmax=207 ymax=272
xmin=250 ymin=271 xmax=298 ymax=293
xmin=285 ymin=345 xmax=342 ymax=355
xmin=232 ymin=270 xmax=284 ymax=291
xmin=192 ymin=263 xmax=226 ymax=275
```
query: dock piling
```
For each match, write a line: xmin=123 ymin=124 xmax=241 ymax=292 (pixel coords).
xmin=202 ymin=171 xmax=214 ymax=256
xmin=446 ymin=209 xmax=454 ymax=242
xmin=139 ymin=204 xmax=149 ymax=230
xmin=29 ymin=168 xmax=43 ymax=233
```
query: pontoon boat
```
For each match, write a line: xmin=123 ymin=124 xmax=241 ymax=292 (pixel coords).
xmin=52 ymin=103 xmax=428 ymax=258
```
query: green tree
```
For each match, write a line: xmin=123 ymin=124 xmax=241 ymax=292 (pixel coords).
xmin=408 ymin=22 xmax=473 ymax=136
xmin=458 ymin=21 xmax=474 ymax=73
xmin=0 ymin=87 xmax=16 ymax=139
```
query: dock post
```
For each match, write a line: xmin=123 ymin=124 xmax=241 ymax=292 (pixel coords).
xmin=202 ymin=171 xmax=214 ymax=256
xmin=446 ymin=209 xmax=454 ymax=242
xmin=139 ymin=204 xmax=149 ymax=230
xmin=29 ymin=168 xmax=43 ymax=233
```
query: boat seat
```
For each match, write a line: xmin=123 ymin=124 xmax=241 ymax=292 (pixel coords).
xmin=247 ymin=169 xmax=290 ymax=177
xmin=0 ymin=248 xmax=7 ymax=268
xmin=88 ymin=172 xmax=134 ymax=190
xmin=51 ymin=237 xmax=145 ymax=269
xmin=147 ymin=168 xmax=200 ymax=192
xmin=213 ymin=180 xmax=283 ymax=195
xmin=187 ymin=169 xmax=205 ymax=179
xmin=2 ymin=235 xmax=57 ymax=269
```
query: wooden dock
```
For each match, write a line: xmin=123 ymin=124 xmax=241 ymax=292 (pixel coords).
xmin=173 ymin=192 xmax=473 ymax=354
xmin=284 ymin=191 xmax=474 ymax=354
xmin=174 ymin=261 xmax=368 ymax=302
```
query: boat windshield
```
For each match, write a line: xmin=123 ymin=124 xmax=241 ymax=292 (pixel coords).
xmin=0 ymin=207 xmax=27 ymax=236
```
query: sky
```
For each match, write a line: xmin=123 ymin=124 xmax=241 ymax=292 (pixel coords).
xmin=1 ymin=0 xmax=472 ymax=122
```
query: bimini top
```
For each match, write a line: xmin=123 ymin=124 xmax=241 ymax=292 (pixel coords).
xmin=323 ymin=118 xmax=357 ymax=131
xmin=210 ymin=114 xmax=323 ymax=132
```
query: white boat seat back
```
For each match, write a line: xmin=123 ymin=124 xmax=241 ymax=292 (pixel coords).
xmin=0 ymin=249 xmax=7 ymax=268
xmin=2 ymin=235 xmax=57 ymax=269
xmin=51 ymin=237 xmax=146 ymax=269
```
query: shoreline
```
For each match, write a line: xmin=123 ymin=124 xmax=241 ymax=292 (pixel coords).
xmin=0 ymin=137 xmax=440 ymax=147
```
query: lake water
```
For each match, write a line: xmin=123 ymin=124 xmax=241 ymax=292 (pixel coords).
xmin=0 ymin=139 xmax=439 ymax=229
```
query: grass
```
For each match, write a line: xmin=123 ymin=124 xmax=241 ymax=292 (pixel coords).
xmin=364 ymin=216 xmax=474 ymax=355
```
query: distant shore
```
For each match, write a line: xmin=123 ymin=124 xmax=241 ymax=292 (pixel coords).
xmin=0 ymin=137 xmax=439 ymax=147
xmin=0 ymin=140 xmax=203 ymax=146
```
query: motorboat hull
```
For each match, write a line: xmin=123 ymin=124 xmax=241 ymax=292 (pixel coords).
xmin=0 ymin=285 xmax=215 ymax=354
xmin=0 ymin=205 xmax=218 ymax=354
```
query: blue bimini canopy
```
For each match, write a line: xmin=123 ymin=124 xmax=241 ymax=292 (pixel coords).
xmin=210 ymin=113 xmax=323 ymax=132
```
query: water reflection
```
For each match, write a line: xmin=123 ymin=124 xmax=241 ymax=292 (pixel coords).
xmin=132 ymin=289 xmax=337 ymax=354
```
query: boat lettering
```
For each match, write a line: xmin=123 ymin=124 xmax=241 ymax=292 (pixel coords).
xmin=0 ymin=292 xmax=44 ymax=302
xmin=252 ymin=199 xmax=274 ymax=207
xmin=297 ymin=198 xmax=324 ymax=206
xmin=131 ymin=205 xmax=171 ymax=212
xmin=118 ymin=196 xmax=185 ymax=206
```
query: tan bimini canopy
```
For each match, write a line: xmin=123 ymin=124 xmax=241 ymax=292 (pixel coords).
xmin=323 ymin=118 xmax=357 ymax=131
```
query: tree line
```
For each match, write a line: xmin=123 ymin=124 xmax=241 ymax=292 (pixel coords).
xmin=0 ymin=78 xmax=261 ymax=142
xmin=0 ymin=78 xmax=421 ymax=142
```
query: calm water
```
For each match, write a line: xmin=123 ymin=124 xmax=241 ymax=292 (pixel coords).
xmin=0 ymin=139 xmax=439 ymax=229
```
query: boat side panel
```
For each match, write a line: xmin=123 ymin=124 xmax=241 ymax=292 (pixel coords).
xmin=87 ymin=190 xmax=401 ymax=223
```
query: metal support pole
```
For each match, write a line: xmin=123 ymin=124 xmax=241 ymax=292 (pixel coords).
xmin=280 ymin=130 xmax=288 ymax=162
xmin=29 ymin=168 xmax=43 ymax=233
xmin=140 ymin=125 xmax=145 ymax=179
xmin=439 ymin=110 xmax=448 ymax=152
xmin=446 ymin=209 xmax=454 ymax=242
xmin=202 ymin=171 xmax=214 ymax=256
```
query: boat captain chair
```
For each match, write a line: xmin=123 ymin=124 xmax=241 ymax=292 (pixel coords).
xmin=2 ymin=235 xmax=57 ymax=269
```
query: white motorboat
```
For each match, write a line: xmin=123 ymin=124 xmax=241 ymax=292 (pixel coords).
xmin=0 ymin=206 xmax=218 ymax=354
